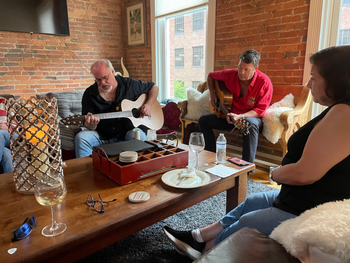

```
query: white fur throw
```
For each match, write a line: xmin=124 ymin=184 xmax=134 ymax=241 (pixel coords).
xmin=184 ymin=88 xmax=211 ymax=121
xmin=262 ymin=94 xmax=295 ymax=144
xmin=270 ymin=199 xmax=350 ymax=262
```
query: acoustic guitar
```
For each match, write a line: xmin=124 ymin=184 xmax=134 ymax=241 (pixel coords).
xmin=209 ymin=80 xmax=251 ymax=135
xmin=61 ymin=94 xmax=164 ymax=130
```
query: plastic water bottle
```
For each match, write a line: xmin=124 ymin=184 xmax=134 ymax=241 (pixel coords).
xmin=216 ymin=133 xmax=227 ymax=163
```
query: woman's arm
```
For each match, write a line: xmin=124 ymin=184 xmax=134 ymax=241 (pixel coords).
xmin=272 ymin=103 xmax=350 ymax=185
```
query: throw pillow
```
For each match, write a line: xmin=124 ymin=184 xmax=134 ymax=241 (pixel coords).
xmin=162 ymin=102 xmax=181 ymax=130
xmin=270 ymin=199 xmax=350 ymax=263
xmin=262 ymin=94 xmax=295 ymax=144
xmin=0 ymin=97 xmax=8 ymax=125
xmin=184 ymin=88 xmax=210 ymax=121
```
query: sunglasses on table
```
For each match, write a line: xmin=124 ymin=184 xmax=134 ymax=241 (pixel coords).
xmin=86 ymin=194 xmax=117 ymax=213
xmin=12 ymin=214 xmax=37 ymax=242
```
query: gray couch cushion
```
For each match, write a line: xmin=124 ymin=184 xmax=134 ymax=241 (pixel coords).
xmin=37 ymin=91 xmax=85 ymax=151
xmin=59 ymin=124 xmax=82 ymax=150
xmin=0 ymin=94 xmax=15 ymax=100
xmin=36 ymin=91 xmax=84 ymax=118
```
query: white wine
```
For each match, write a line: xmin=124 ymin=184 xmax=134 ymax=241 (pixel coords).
xmin=35 ymin=186 xmax=67 ymax=206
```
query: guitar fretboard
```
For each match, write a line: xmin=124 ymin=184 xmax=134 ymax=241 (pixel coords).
xmin=92 ymin=111 xmax=133 ymax=120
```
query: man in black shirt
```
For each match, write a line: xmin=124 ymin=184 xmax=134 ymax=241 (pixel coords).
xmin=74 ymin=59 xmax=159 ymax=158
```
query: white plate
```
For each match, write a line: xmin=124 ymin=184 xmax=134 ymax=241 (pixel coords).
xmin=161 ymin=169 xmax=210 ymax=189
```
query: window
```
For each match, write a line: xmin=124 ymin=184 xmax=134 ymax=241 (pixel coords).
xmin=337 ymin=1 xmax=350 ymax=46
xmin=193 ymin=11 xmax=204 ymax=31
xmin=192 ymin=81 xmax=201 ymax=88
xmin=338 ymin=29 xmax=350 ymax=45
xmin=307 ymin=0 xmax=350 ymax=118
xmin=153 ymin=0 xmax=216 ymax=101
xmin=175 ymin=16 xmax=184 ymax=34
xmin=175 ymin=48 xmax=184 ymax=67
xmin=192 ymin=46 xmax=203 ymax=67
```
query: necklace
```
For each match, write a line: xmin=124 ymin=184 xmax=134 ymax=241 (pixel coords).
xmin=103 ymin=91 xmax=114 ymax=101
xmin=99 ymin=86 xmax=115 ymax=101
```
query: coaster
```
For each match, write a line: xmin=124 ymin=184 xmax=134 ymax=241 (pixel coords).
xmin=128 ymin=191 xmax=150 ymax=203
xmin=119 ymin=151 xmax=138 ymax=163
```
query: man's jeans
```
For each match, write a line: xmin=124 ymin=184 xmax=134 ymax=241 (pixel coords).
xmin=0 ymin=129 xmax=13 ymax=174
xmin=198 ymin=113 xmax=262 ymax=164
xmin=74 ymin=128 xmax=147 ymax=158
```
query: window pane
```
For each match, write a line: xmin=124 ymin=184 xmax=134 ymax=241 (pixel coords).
xmin=193 ymin=11 xmax=204 ymax=31
xmin=192 ymin=81 xmax=201 ymax=88
xmin=175 ymin=16 xmax=184 ymax=34
xmin=174 ymin=79 xmax=186 ymax=100
xmin=175 ymin=48 xmax=184 ymax=67
xmin=337 ymin=1 xmax=350 ymax=46
xmin=167 ymin=9 xmax=207 ymax=99
xmin=192 ymin=46 xmax=203 ymax=67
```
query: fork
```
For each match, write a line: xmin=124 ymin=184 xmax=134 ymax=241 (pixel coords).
xmin=176 ymin=177 xmax=186 ymax=186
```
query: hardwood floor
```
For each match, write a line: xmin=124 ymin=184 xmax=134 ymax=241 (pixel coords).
xmin=250 ymin=168 xmax=281 ymax=189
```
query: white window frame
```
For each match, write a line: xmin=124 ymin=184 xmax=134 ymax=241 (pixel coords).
xmin=150 ymin=0 xmax=216 ymax=102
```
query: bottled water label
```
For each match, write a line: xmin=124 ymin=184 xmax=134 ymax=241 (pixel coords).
xmin=216 ymin=142 xmax=226 ymax=163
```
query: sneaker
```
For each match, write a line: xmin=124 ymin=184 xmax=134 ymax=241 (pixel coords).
xmin=163 ymin=226 xmax=205 ymax=260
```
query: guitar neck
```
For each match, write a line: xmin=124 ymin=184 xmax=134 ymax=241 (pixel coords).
xmin=218 ymin=102 xmax=229 ymax=116
xmin=218 ymin=102 xmax=236 ymax=123
xmin=92 ymin=111 xmax=133 ymax=120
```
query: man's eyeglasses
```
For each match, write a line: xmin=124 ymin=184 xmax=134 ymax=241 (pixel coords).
xmin=86 ymin=194 xmax=117 ymax=213
xmin=12 ymin=214 xmax=37 ymax=242
xmin=94 ymin=75 xmax=109 ymax=83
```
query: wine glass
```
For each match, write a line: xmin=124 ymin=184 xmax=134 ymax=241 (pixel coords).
xmin=189 ymin=132 xmax=205 ymax=170
xmin=34 ymin=170 xmax=67 ymax=237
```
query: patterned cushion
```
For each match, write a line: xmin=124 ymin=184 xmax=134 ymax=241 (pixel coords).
xmin=0 ymin=95 xmax=15 ymax=124
xmin=162 ymin=102 xmax=181 ymax=130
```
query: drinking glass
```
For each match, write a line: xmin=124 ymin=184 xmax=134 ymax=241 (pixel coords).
xmin=34 ymin=170 xmax=67 ymax=237
xmin=189 ymin=132 xmax=205 ymax=169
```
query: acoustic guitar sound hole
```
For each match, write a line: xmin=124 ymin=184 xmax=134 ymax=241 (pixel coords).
xmin=132 ymin=108 xmax=140 ymax=118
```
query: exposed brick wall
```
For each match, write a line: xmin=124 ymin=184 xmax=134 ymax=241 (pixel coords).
xmin=215 ymin=0 xmax=310 ymax=85
xmin=0 ymin=0 xmax=126 ymax=96
xmin=123 ymin=0 xmax=153 ymax=82
xmin=213 ymin=0 xmax=310 ymax=158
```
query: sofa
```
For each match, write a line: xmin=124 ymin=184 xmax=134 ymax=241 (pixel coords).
xmin=1 ymin=92 xmax=84 ymax=160
xmin=195 ymin=199 xmax=350 ymax=263
xmin=177 ymin=81 xmax=313 ymax=157
xmin=36 ymin=91 xmax=85 ymax=160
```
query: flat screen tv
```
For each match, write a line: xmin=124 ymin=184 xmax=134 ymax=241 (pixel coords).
xmin=0 ymin=0 xmax=70 ymax=36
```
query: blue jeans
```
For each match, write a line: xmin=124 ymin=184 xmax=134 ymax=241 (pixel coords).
xmin=198 ymin=113 xmax=262 ymax=164
xmin=0 ymin=129 xmax=13 ymax=174
xmin=215 ymin=190 xmax=297 ymax=245
xmin=74 ymin=128 xmax=147 ymax=158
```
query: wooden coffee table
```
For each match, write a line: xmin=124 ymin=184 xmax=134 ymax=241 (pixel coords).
xmin=0 ymin=144 xmax=254 ymax=263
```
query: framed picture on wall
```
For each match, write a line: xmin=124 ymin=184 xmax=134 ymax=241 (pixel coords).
xmin=125 ymin=0 xmax=146 ymax=46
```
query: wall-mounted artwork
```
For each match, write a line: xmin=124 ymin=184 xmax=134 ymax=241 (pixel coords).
xmin=126 ymin=0 xmax=146 ymax=46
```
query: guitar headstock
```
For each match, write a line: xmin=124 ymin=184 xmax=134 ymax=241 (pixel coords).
xmin=235 ymin=118 xmax=251 ymax=135
xmin=61 ymin=115 xmax=86 ymax=125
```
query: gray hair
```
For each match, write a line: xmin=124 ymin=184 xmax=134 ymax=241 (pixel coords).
xmin=90 ymin=59 xmax=115 ymax=74
xmin=239 ymin=50 xmax=261 ymax=68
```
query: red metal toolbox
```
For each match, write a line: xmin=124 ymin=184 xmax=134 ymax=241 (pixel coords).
xmin=92 ymin=140 xmax=189 ymax=185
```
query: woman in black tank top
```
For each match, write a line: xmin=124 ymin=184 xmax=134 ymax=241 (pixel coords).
xmin=162 ymin=46 xmax=350 ymax=260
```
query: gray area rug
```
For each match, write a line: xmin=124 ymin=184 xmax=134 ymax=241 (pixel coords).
xmin=76 ymin=180 xmax=276 ymax=263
